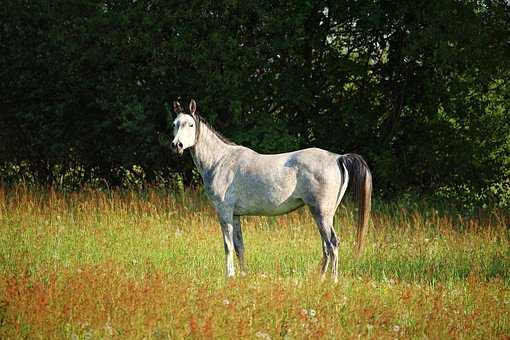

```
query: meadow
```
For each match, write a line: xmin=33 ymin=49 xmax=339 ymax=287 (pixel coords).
xmin=0 ymin=185 xmax=508 ymax=339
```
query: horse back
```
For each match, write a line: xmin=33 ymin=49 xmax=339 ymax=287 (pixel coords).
xmin=211 ymin=147 xmax=341 ymax=215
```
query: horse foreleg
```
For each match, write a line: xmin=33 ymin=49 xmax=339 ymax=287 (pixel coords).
xmin=218 ymin=213 xmax=235 ymax=278
xmin=233 ymin=216 xmax=246 ymax=275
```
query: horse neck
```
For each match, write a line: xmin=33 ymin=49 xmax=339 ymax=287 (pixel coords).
xmin=190 ymin=123 xmax=231 ymax=176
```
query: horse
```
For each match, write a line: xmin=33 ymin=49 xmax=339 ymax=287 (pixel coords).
xmin=170 ymin=99 xmax=372 ymax=282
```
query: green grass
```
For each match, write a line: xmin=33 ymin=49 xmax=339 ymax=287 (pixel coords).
xmin=0 ymin=186 xmax=508 ymax=338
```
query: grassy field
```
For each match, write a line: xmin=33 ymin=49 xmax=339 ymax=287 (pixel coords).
xmin=0 ymin=185 xmax=508 ymax=339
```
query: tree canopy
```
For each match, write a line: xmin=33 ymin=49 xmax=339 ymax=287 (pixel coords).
xmin=1 ymin=0 xmax=509 ymax=208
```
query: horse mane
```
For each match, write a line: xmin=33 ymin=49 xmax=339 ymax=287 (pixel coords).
xmin=192 ymin=112 xmax=237 ymax=146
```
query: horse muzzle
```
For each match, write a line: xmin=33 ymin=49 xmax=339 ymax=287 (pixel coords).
xmin=171 ymin=141 xmax=184 ymax=155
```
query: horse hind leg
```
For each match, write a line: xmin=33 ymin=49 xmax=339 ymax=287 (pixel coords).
xmin=320 ymin=239 xmax=330 ymax=278
xmin=329 ymin=228 xmax=339 ymax=283
xmin=323 ymin=223 xmax=339 ymax=283
xmin=310 ymin=208 xmax=339 ymax=282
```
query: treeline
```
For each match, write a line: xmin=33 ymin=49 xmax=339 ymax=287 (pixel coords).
xmin=1 ymin=0 xmax=509 ymax=209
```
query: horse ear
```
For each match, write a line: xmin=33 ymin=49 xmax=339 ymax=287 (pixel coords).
xmin=189 ymin=99 xmax=197 ymax=116
xmin=173 ymin=101 xmax=183 ymax=114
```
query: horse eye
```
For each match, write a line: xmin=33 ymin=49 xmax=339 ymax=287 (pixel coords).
xmin=190 ymin=123 xmax=194 ymax=127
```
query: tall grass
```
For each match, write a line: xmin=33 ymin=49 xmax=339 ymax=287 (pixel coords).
xmin=0 ymin=185 xmax=508 ymax=338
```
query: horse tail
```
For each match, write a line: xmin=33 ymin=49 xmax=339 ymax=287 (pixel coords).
xmin=338 ymin=154 xmax=372 ymax=256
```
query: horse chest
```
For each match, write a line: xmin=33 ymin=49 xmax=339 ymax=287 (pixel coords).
xmin=202 ymin=168 xmax=235 ymax=205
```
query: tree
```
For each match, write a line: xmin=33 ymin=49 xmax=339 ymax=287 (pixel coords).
xmin=1 ymin=0 xmax=509 ymax=208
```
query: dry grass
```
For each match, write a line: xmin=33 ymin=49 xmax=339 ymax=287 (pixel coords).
xmin=0 ymin=185 xmax=508 ymax=338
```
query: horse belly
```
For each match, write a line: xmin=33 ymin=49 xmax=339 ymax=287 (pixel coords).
xmin=231 ymin=157 xmax=305 ymax=216
xmin=232 ymin=177 xmax=304 ymax=216
xmin=234 ymin=196 xmax=304 ymax=216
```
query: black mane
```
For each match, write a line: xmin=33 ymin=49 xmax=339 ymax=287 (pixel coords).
xmin=186 ymin=112 xmax=236 ymax=146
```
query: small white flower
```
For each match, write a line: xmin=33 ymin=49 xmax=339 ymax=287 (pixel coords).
xmin=393 ymin=325 xmax=400 ymax=332
xmin=309 ymin=309 xmax=316 ymax=318
xmin=104 ymin=320 xmax=113 ymax=336
xmin=223 ymin=299 xmax=230 ymax=305
xmin=341 ymin=296 xmax=348 ymax=306
xmin=255 ymin=331 xmax=271 ymax=339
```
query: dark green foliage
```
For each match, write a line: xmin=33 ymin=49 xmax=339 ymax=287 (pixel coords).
xmin=1 ymin=0 xmax=509 ymax=208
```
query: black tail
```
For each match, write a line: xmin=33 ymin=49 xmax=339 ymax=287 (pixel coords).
xmin=339 ymin=154 xmax=372 ymax=255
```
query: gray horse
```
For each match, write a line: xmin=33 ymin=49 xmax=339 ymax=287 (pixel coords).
xmin=171 ymin=99 xmax=372 ymax=282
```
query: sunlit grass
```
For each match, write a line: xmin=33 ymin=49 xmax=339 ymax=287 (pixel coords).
xmin=0 ymin=185 xmax=508 ymax=338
